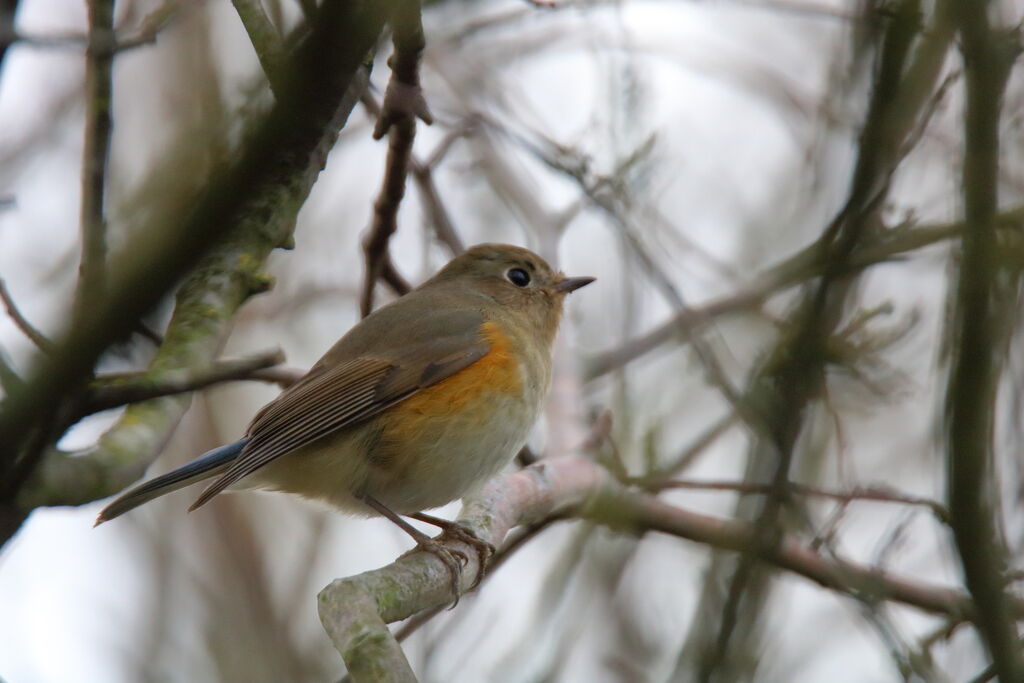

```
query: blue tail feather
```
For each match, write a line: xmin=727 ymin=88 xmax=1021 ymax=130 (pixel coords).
xmin=95 ymin=438 xmax=249 ymax=525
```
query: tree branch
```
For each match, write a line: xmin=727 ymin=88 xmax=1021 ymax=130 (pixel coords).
xmin=360 ymin=1 xmax=430 ymax=317
xmin=650 ymin=478 xmax=949 ymax=522
xmin=231 ymin=0 xmax=286 ymax=97
xmin=944 ymin=2 xmax=1023 ymax=678
xmin=84 ymin=349 xmax=286 ymax=413
xmin=0 ymin=0 xmax=392 ymax=546
xmin=584 ymin=207 xmax=1024 ymax=381
xmin=75 ymin=0 xmax=115 ymax=322
xmin=0 ymin=278 xmax=53 ymax=352
xmin=318 ymin=455 xmax=1001 ymax=681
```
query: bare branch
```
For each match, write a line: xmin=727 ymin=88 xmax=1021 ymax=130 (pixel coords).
xmin=75 ymin=0 xmax=115 ymax=320
xmin=944 ymin=2 xmax=1024 ymax=678
xmin=231 ymin=0 xmax=286 ymax=96
xmin=0 ymin=278 xmax=53 ymax=352
xmin=364 ymin=94 xmax=470 ymax=255
xmin=0 ymin=0 xmax=392 ymax=544
xmin=360 ymin=2 xmax=430 ymax=317
xmin=318 ymin=455 xmax=998 ymax=679
xmin=85 ymin=349 xmax=287 ymax=413
xmin=651 ymin=479 xmax=949 ymax=522
xmin=584 ymin=208 xmax=1024 ymax=380
xmin=0 ymin=1 xmax=180 ymax=53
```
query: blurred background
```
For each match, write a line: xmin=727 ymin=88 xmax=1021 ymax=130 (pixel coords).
xmin=1 ymin=0 xmax=1023 ymax=681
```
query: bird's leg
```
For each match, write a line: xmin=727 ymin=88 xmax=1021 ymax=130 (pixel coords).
xmin=408 ymin=512 xmax=495 ymax=589
xmin=359 ymin=494 xmax=467 ymax=605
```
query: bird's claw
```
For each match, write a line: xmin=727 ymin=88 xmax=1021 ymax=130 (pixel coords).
xmin=437 ymin=524 xmax=495 ymax=590
xmin=403 ymin=538 xmax=469 ymax=608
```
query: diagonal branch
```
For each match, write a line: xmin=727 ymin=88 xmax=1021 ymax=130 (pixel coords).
xmin=231 ymin=0 xmax=286 ymax=97
xmin=0 ymin=0 xmax=393 ymax=547
xmin=0 ymin=278 xmax=53 ymax=352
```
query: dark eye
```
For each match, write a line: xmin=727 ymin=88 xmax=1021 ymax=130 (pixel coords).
xmin=506 ymin=268 xmax=531 ymax=287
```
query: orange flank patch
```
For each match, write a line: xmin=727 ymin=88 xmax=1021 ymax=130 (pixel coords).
xmin=389 ymin=322 xmax=522 ymax=431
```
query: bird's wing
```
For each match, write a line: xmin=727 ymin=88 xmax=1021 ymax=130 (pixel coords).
xmin=189 ymin=309 xmax=489 ymax=510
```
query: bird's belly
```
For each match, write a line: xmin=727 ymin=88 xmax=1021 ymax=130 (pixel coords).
xmin=247 ymin=354 xmax=543 ymax=515
xmin=363 ymin=390 xmax=535 ymax=513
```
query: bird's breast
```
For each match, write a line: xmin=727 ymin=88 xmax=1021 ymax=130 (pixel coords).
xmin=362 ymin=320 xmax=548 ymax=512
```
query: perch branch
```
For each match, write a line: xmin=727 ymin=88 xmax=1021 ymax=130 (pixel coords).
xmin=318 ymin=455 xmax=1001 ymax=681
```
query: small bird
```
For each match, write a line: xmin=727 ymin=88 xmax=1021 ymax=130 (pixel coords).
xmin=96 ymin=243 xmax=593 ymax=594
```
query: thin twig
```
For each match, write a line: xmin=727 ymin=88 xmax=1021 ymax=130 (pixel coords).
xmin=360 ymin=1 xmax=430 ymax=317
xmin=85 ymin=349 xmax=288 ymax=413
xmin=0 ymin=1 xmax=180 ymax=53
xmin=231 ymin=0 xmax=286 ymax=96
xmin=364 ymin=93 xmax=470 ymax=255
xmin=650 ymin=479 xmax=949 ymax=522
xmin=76 ymin=0 xmax=115 ymax=320
xmin=0 ymin=279 xmax=53 ymax=352
xmin=583 ymin=208 xmax=1024 ymax=380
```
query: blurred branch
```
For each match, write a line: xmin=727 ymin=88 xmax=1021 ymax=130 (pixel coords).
xmin=0 ymin=1 xmax=180 ymax=53
xmin=75 ymin=0 xmax=115 ymax=321
xmin=410 ymin=123 xmax=478 ymax=255
xmin=944 ymin=2 xmax=1023 ymax=679
xmin=0 ymin=0 xmax=392 ymax=547
xmin=651 ymin=479 xmax=949 ymax=522
xmin=360 ymin=98 xmax=472 ymax=255
xmin=722 ymin=0 xmax=863 ymax=22
xmin=360 ymin=1 xmax=431 ymax=317
xmin=585 ymin=208 xmax=1024 ymax=380
xmin=318 ymin=455 xmax=999 ymax=681
xmin=639 ymin=413 xmax=739 ymax=483
xmin=0 ymin=346 xmax=21 ymax=393
xmin=84 ymin=349 xmax=288 ymax=413
xmin=681 ymin=2 xmax=956 ymax=676
xmin=15 ymin=350 xmax=293 ymax=510
xmin=0 ymin=0 xmax=18 ymax=71
xmin=0 ymin=278 xmax=53 ymax=352
xmin=231 ymin=0 xmax=286 ymax=96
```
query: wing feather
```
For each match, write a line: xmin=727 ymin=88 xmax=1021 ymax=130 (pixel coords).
xmin=189 ymin=317 xmax=490 ymax=511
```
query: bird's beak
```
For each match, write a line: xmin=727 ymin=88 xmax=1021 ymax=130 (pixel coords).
xmin=553 ymin=276 xmax=596 ymax=293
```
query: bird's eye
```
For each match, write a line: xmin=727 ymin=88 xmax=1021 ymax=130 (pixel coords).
xmin=506 ymin=268 xmax=531 ymax=287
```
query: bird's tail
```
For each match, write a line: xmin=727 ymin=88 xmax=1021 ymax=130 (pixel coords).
xmin=94 ymin=439 xmax=249 ymax=526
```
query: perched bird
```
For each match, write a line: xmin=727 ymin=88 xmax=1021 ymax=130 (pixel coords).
xmin=96 ymin=243 xmax=593 ymax=594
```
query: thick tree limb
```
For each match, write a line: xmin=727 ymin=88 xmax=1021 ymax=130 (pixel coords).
xmin=0 ymin=0 xmax=392 ymax=546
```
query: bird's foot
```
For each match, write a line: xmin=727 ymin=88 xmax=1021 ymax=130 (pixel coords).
xmin=401 ymin=537 xmax=469 ymax=607
xmin=435 ymin=523 xmax=495 ymax=590
xmin=409 ymin=512 xmax=495 ymax=590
